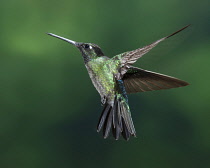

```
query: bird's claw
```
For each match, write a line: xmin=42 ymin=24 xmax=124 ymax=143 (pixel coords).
xmin=101 ymin=96 xmax=106 ymax=106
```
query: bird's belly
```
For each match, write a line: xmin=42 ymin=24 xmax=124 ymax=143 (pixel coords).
xmin=86 ymin=64 xmax=116 ymax=99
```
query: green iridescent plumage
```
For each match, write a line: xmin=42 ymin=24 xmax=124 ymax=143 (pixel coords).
xmin=86 ymin=57 xmax=119 ymax=98
xmin=47 ymin=25 xmax=190 ymax=141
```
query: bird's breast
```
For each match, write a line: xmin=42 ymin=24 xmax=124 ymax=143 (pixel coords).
xmin=85 ymin=57 xmax=118 ymax=99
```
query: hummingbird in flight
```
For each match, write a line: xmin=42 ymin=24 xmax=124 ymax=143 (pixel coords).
xmin=47 ymin=25 xmax=189 ymax=141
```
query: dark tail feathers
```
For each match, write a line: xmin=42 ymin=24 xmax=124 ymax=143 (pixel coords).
xmin=97 ymin=96 xmax=136 ymax=141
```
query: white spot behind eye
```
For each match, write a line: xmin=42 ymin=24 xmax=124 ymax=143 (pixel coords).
xmin=89 ymin=45 xmax=93 ymax=49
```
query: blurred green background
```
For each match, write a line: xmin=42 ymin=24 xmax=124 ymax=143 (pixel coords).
xmin=1 ymin=0 xmax=210 ymax=167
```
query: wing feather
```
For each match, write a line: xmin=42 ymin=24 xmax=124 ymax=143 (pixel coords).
xmin=114 ymin=25 xmax=190 ymax=75
xmin=123 ymin=67 xmax=189 ymax=94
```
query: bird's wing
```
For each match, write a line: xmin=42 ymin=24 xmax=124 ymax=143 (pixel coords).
xmin=123 ymin=67 xmax=189 ymax=94
xmin=114 ymin=25 xmax=190 ymax=76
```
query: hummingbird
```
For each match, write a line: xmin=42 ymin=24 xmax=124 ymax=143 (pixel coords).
xmin=47 ymin=25 xmax=189 ymax=141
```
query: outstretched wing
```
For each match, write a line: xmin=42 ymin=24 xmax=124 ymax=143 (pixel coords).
xmin=114 ymin=25 xmax=190 ymax=76
xmin=123 ymin=67 xmax=189 ymax=93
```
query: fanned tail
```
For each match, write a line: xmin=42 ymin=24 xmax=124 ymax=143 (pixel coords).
xmin=97 ymin=95 xmax=136 ymax=141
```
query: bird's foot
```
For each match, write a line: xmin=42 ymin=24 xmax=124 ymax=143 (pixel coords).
xmin=101 ymin=96 xmax=106 ymax=106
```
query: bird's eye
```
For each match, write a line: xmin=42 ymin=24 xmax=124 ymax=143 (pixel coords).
xmin=84 ymin=44 xmax=89 ymax=48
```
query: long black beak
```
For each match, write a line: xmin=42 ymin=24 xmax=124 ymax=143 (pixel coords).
xmin=47 ymin=33 xmax=78 ymax=46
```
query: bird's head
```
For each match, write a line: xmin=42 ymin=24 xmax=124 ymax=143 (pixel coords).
xmin=47 ymin=33 xmax=104 ymax=63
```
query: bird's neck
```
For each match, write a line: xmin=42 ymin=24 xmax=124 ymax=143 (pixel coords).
xmin=85 ymin=56 xmax=108 ymax=69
